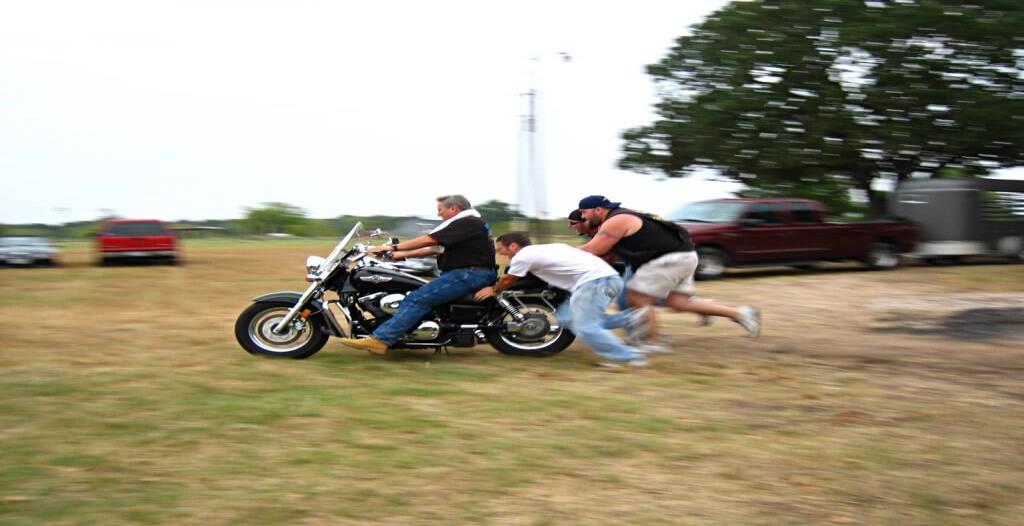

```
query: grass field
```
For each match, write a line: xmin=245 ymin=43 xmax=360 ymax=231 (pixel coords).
xmin=2 ymin=241 xmax=1023 ymax=525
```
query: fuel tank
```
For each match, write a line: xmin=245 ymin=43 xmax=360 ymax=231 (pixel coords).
xmin=350 ymin=267 xmax=425 ymax=293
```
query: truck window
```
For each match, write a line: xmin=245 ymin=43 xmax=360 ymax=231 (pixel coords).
xmin=668 ymin=201 xmax=746 ymax=223
xmin=786 ymin=202 xmax=820 ymax=223
xmin=745 ymin=203 xmax=783 ymax=225
xmin=106 ymin=222 xmax=170 ymax=236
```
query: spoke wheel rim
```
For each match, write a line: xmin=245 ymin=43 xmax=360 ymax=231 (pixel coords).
xmin=249 ymin=308 xmax=313 ymax=353
xmin=496 ymin=305 xmax=564 ymax=351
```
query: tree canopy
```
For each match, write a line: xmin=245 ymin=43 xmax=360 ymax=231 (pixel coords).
xmin=476 ymin=200 xmax=526 ymax=224
xmin=620 ymin=0 xmax=1024 ymax=214
xmin=242 ymin=202 xmax=310 ymax=235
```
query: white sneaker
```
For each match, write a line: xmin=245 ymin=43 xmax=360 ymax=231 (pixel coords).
xmin=595 ymin=358 xmax=650 ymax=369
xmin=734 ymin=306 xmax=761 ymax=338
xmin=633 ymin=342 xmax=673 ymax=354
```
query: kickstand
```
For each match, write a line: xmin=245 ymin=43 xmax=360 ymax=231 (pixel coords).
xmin=433 ymin=345 xmax=450 ymax=358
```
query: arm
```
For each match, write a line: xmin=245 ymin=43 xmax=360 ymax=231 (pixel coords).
xmin=578 ymin=215 xmax=639 ymax=256
xmin=368 ymin=233 xmax=440 ymax=256
xmin=475 ymin=249 xmax=531 ymax=301
xmin=474 ymin=274 xmax=520 ymax=301
xmin=392 ymin=246 xmax=442 ymax=260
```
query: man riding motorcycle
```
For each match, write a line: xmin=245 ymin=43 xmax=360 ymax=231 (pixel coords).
xmin=337 ymin=194 xmax=497 ymax=355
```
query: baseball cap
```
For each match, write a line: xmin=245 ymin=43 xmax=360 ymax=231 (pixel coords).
xmin=568 ymin=209 xmax=584 ymax=222
xmin=577 ymin=195 xmax=621 ymax=210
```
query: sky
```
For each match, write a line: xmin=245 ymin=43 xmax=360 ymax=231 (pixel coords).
xmin=0 ymin=0 xmax=749 ymax=224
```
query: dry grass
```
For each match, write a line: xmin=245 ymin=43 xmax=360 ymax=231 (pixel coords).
xmin=1 ymin=242 xmax=1023 ymax=525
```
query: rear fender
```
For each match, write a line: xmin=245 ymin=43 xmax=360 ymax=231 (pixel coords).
xmin=251 ymin=291 xmax=344 ymax=337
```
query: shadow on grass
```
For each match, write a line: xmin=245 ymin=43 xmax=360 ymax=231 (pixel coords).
xmin=873 ymin=308 xmax=1024 ymax=341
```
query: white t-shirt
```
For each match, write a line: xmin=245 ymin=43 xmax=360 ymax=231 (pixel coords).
xmin=506 ymin=244 xmax=619 ymax=292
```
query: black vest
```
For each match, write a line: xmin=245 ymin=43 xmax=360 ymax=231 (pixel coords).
xmin=607 ymin=208 xmax=694 ymax=267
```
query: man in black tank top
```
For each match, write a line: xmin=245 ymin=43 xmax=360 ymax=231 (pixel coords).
xmin=577 ymin=195 xmax=761 ymax=349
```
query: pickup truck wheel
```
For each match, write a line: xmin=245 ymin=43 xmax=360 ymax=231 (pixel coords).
xmin=1009 ymin=238 xmax=1024 ymax=263
xmin=865 ymin=242 xmax=899 ymax=270
xmin=696 ymin=247 xmax=727 ymax=280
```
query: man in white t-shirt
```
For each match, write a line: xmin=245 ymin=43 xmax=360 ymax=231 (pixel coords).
xmin=474 ymin=232 xmax=649 ymax=368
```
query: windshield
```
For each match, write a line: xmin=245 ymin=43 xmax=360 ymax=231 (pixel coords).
xmin=320 ymin=222 xmax=363 ymax=270
xmin=668 ymin=201 xmax=746 ymax=223
xmin=105 ymin=222 xmax=169 ymax=236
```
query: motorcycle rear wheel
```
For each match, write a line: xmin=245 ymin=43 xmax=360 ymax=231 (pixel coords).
xmin=484 ymin=300 xmax=575 ymax=357
xmin=235 ymin=301 xmax=329 ymax=359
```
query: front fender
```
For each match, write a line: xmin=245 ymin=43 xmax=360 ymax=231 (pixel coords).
xmin=250 ymin=291 xmax=344 ymax=337
xmin=252 ymin=291 xmax=319 ymax=306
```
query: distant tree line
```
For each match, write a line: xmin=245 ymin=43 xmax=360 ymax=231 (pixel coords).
xmin=0 ymin=200 xmax=541 ymax=240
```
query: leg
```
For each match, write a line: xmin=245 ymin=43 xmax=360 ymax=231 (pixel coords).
xmin=625 ymin=289 xmax=659 ymax=344
xmin=622 ymin=252 xmax=696 ymax=344
xmin=555 ymin=298 xmax=573 ymax=332
xmin=373 ymin=268 xmax=496 ymax=345
xmin=664 ymin=293 xmax=760 ymax=337
xmin=664 ymin=293 xmax=740 ymax=319
xmin=602 ymin=266 xmax=635 ymax=329
xmin=615 ymin=265 xmax=633 ymax=311
xmin=571 ymin=277 xmax=644 ymax=363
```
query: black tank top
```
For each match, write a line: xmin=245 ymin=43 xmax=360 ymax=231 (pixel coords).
xmin=607 ymin=208 xmax=693 ymax=267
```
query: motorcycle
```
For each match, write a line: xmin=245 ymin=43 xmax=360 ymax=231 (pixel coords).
xmin=234 ymin=222 xmax=575 ymax=359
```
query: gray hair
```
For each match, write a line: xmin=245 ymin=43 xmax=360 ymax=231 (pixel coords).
xmin=436 ymin=194 xmax=472 ymax=211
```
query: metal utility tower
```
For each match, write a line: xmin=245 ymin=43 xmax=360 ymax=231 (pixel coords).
xmin=517 ymin=52 xmax=570 ymax=241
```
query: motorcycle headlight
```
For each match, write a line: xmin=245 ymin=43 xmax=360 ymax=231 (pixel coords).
xmin=305 ymin=255 xmax=326 ymax=277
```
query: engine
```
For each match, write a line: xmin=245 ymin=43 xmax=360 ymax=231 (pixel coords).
xmin=355 ymin=292 xmax=440 ymax=341
xmin=356 ymin=292 xmax=404 ymax=318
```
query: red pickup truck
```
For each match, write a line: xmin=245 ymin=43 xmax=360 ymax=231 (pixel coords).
xmin=667 ymin=198 xmax=919 ymax=279
xmin=95 ymin=219 xmax=180 ymax=266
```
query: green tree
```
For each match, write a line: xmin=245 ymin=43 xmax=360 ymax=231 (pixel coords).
xmin=242 ymin=202 xmax=310 ymax=235
xmin=476 ymin=200 xmax=526 ymax=224
xmin=620 ymin=0 xmax=1024 ymax=216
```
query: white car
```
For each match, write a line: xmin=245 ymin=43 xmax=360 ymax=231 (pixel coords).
xmin=0 ymin=237 xmax=60 ymax=266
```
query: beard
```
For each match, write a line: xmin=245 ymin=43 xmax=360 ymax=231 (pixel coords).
xmin=586 ymin=217 xmax=602 ymax=229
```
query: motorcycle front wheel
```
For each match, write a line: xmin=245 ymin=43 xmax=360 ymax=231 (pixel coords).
xmin=484 ymin=300 xmax=575 ymax=357
xmin=235 ymin=301 xmax=329 ymax=359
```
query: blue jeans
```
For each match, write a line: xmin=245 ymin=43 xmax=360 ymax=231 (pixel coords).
xmin=556 ymin=276 xmax=643 ymax=363
xmin=616 ymin=265 xmax=634 ymax=311
xmin=373 ymin=267 xmax=497 ymax=345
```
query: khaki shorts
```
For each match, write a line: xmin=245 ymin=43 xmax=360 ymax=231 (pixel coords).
xmin=626 ymin=251 xmax=698 ymax=299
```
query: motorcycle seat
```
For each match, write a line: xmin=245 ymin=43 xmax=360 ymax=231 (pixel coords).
xmin=451 ymin=293 xmax=485 ymax=305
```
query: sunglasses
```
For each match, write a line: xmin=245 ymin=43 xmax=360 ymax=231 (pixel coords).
xmin=568 ymin=220 xmax=583 ymax=226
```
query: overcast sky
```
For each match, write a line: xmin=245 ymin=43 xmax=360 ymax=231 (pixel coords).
xmin=0 ymin=0 xmax=749 ymax=224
